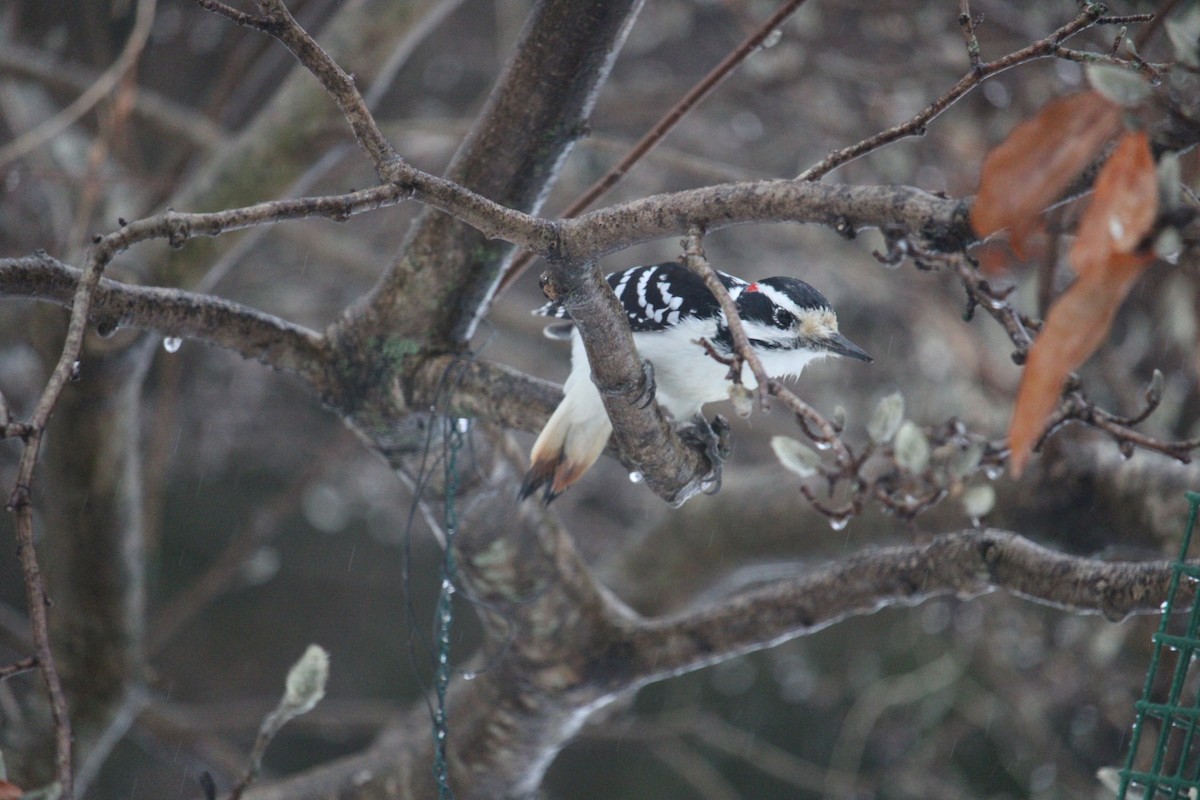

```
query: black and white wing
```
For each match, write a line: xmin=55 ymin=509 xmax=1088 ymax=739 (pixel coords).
xmin=533 ymin=262 xmax=748 ymax=338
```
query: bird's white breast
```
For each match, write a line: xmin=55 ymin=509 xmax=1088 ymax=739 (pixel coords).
xmin=630 ymin=318 xmax=828 ymax=420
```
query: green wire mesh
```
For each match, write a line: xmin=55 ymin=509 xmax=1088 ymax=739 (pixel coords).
xmin=1119 ymin=491 xmax=1200 ymax=799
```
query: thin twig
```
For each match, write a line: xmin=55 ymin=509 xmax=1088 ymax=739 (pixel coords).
xmin=0 ymin=0 xmax=158 ymax=169
xmin=0 ymin=656 xmax=37 ymax=681
xmin=495 ymin=0 xmax=814 ymax=296
xmin=195 ymin=0 xmax=401 ymax=178
xmin=797 ymin=5 xmax=1116 ymax=181
xmin=0 ymin=42 xmax=225 ymax=150
xmin=768 ymin=381 xmax=852 ymax=467
xmin=9 ymin=504 xmax=73 ymax=798
xmin=194 ymin=0 xmax=271 ymax=29
xmin=681 ymin=229 xmax=772 ymax=410
xmin=958 ymin=0 xmax=982 ymax=70
xmin=0 ymin=159 xmax=413 ymax=800
xmin=0 ymin=254 xmax=329 ymax=383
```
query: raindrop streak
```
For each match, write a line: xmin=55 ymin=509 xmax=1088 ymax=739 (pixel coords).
xmin=163 ymin=336 xmax=182 ymax=353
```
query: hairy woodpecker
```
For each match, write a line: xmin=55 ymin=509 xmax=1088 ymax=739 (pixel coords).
xmin=520 ymin=262 xmax=871 ymax=503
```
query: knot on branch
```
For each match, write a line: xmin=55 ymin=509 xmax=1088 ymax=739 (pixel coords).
xmin=379 ymin=156 xmax=414 ymax=191
xmin=6 ymin=483 xmax=32 ymax=512
xmin=164 ymin=212 xmax=191 ymax=250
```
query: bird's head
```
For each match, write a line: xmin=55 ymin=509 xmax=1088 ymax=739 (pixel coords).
xmin=735 ymin=277 xmax=872 ymax=364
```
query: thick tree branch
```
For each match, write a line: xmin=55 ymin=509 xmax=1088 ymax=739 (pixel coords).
xmin=541 ymin=257 xmax=716 ymax=505
xmin=407 ymin=355 xmax=562 ymax=438
xmin=559 ymin=181 xmax=971 ymax=262
xmin=337 ymin=0 xmax=645 ymax=351
xmin=627 ymin=529 xmax=1175 ymax=685
xmin=493 ymin=0 xmax=816 ymax=295
xmin=534 ymin=185 xmax=967 ymax=503
xmin=0 ymin=255 xmax=330 ymax=387
xmin=241 ymin=511 xmax=1177 ymax=800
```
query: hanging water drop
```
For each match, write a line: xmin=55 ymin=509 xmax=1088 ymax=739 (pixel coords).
xmin=162 ymin=336 xmax=182 ymax=353
xmin=461 ymin=671 xmax=477 ymax=681
xmin=829 ymin=516 xmax=849 ymax=531
xmin=628 ymin=471 xmax=644 ymax=484
xmin=455 ymin=417 xmax=470 ymax=434
xmin=983 ymin=464 xmax=1004 ymax=480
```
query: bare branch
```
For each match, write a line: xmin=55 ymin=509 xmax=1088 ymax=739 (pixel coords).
xmin=629 ymin=529 xmax=1176 ymax=684
xmin=9 ymin=504 xmax=74 ymax=799
xmin=0 ymin=255 xmax=329 ymax=384
xmin=337 ymin=0 xmax=644 ymax=345
xmin=682 ymin=229 xmax=772 ymax=410
xmin=0 ymin=0 xmax=158 ymax=169
xmin=541 ymin=256 xmax=715 ymax=506
xmin=194 ymin=0 xmax=400 ymax=177
xmin=560 ymin=182 xmax=970 ymax=262
xmin=0 ymin=656 xmax=38 ymax=681
xmin=495 ymin=0 xmax=816 ymax=295
xmin=0 ymin=42 xmax=225 ymax=151
xmin=796 ymin=5 xmax=1133 ymax=181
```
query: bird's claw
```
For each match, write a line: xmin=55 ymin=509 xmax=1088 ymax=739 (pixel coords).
xmin=680 ymin=413 xmax=731 ymax=495
xmin=632 ymin=359 xmax=657 ymax=410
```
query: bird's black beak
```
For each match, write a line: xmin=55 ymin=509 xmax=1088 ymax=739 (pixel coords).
xmin=825 ymin=332 xmax=872 ymax=362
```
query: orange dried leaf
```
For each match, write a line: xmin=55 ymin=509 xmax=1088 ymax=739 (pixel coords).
xmin=0 ymin=780 xmax=22 ymax=800
xmin=1008 ymin=249 xmax=1152 ymax=476
xmin=1068 ymin=131 xmax=1158 ymax=277
xmin=971 ymin=91 xmax=1121 ymax=257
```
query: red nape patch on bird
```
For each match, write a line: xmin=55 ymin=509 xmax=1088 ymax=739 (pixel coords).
xmin=746 ymin=283 xmax=759 ymax=292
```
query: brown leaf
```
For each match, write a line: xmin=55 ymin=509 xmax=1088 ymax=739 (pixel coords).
xmin=1068 ymin=131 xmax=1158 ymax=275
xmin=1006 ymin=130 xmax=1159 ymax=476
xmin=971 ymin=91 xmax=1121 ymax=259
xmin=0 ymin=780 xmax=23 ymax=800
xmin=1008 ymin=250 xmax=1153 ymax=476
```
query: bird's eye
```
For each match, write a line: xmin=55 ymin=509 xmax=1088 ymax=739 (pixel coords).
xmin=774 ymin=309 xmax=795 ymax=328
